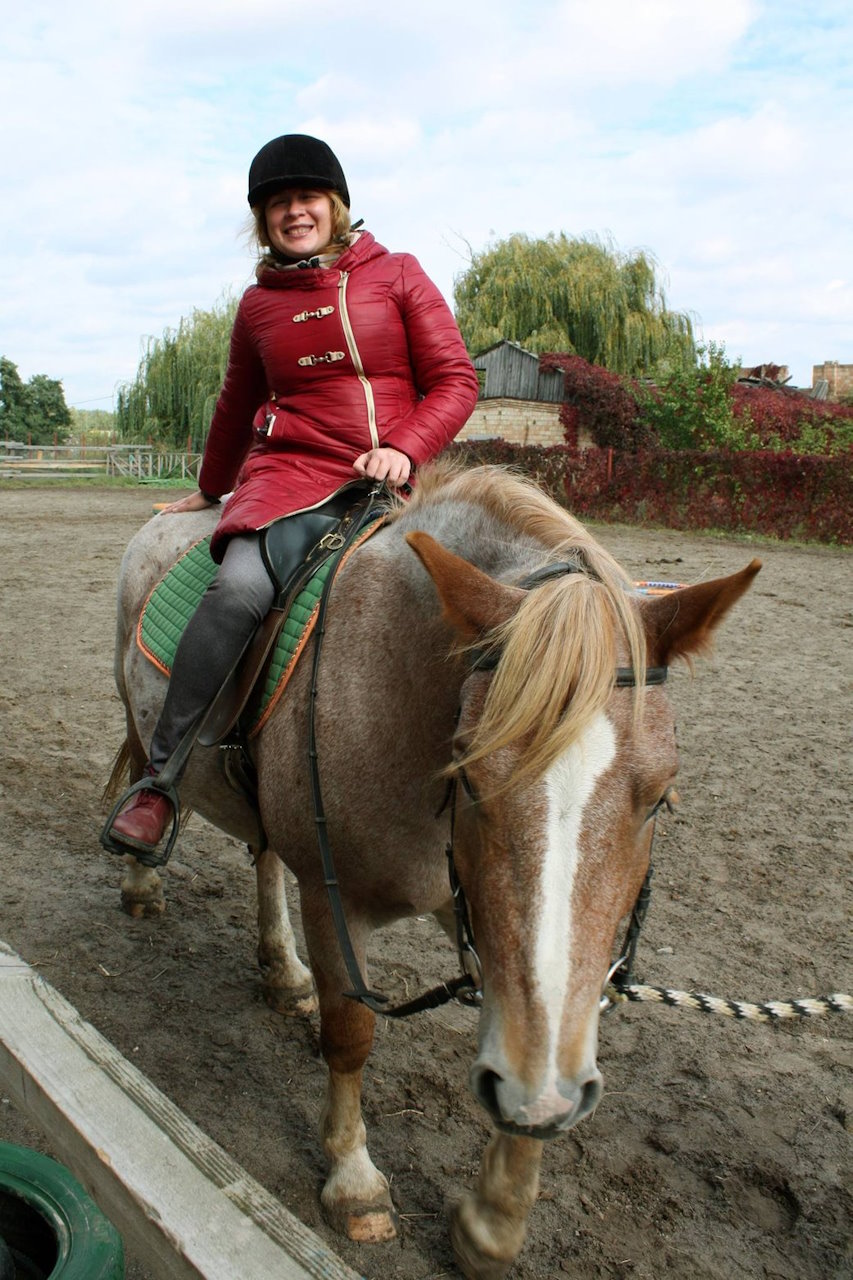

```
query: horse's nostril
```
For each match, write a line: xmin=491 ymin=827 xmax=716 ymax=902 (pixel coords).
xmin=471 ymin=1065 xmax=502 ymax=1116
xmin=579 ymin=1075 xmax=603 ymax=1119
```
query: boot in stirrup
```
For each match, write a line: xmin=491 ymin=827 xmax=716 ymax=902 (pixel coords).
xmin=102 ymin=767 xmax=179 ymax=867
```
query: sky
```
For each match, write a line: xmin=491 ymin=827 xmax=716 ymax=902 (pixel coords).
xmin=2 ymin=0 xmax=851 ymax=410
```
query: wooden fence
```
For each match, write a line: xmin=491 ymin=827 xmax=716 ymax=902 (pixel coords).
xmin=0 ymin=444 xmax=202 ymax=482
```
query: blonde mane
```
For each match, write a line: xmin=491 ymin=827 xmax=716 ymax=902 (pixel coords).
xmin=396 ymin=461 xmax=647 ymax=788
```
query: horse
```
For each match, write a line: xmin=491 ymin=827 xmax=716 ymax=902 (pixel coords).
xmin=106 ymin=461 xmax=760 ymax=1279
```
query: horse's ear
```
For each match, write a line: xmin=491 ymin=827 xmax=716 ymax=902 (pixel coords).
xmin=640 ymin=559 xmax=762 ymax=666
xmin=405 ymin=531 xmax=526 ymax=641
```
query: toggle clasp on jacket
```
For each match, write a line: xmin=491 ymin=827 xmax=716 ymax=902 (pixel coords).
xmin=293 ymin=306 xmax=336 ymax=323
xmin=298 ymin=351 xmax=346 ymax=366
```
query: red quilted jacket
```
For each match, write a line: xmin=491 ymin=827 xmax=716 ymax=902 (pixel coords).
xmin=198 ymin=231 xmax=479 ymax=560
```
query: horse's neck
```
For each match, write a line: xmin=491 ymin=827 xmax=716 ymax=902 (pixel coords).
xmin=393 ymin=498 xmax=547 ymax=584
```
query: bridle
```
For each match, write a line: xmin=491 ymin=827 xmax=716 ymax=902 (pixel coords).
xmin=310 ymin=554 xmax=668 ymax=1018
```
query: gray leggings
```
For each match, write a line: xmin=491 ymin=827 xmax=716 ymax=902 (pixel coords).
xmin=149 ymin=534 xmax=274 ymax=772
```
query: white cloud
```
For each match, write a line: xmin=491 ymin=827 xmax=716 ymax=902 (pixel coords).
xmin=1 ymin=0 xmax=850 ymax=402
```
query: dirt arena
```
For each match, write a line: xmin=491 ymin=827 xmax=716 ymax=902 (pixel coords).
xmin=0 ymin=486 xmax=849 ymax=1279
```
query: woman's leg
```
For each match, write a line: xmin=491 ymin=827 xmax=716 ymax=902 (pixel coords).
xmin=108 ymin=534 xmax=274 ymax=856
xmin=148 ymin=534 xmax=275 ymax=770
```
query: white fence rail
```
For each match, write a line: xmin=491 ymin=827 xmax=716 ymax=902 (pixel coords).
xmin=0 ymin=443 xmax=202 ymax=481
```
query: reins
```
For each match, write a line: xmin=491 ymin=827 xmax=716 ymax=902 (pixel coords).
xmin=307 ymin=487 xmax=481 ymax=1017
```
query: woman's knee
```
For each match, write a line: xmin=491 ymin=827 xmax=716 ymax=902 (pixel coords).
xmin=220 ymin=536 xmax=273 ymax=592
xmin=204 ymin=537 xmax=274 ymax=624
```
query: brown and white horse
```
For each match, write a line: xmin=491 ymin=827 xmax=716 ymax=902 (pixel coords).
xmin=108 ymin=462 xmax=760 ymax=1278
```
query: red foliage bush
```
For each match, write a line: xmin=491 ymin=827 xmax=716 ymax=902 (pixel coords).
xmin=539 ymin=352 xmax=853 ymax=457
xmin=731 ymin=382 xmax=853 ymax=450
xmin=540 ymin=353 xmax=652 ymax=450
xmin=448 ymin=441 xmax=852 ymax=545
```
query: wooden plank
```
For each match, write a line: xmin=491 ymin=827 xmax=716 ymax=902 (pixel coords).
xmin=0 ymin=460 xmax=106 ymax=472
xmin=0 ymin=942 xmax=364 ymax=1280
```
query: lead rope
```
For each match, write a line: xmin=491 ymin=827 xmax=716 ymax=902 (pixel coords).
xmin=601 ymin=816 xmax=852 ymax=1022
xmin=602 ymin=984 xmax=852 ymax=1022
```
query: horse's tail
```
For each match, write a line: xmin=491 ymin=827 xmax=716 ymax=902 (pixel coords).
xmin=101 ymin=738 xmax=134 ymax=809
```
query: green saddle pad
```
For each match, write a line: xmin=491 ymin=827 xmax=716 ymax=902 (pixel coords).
xmin=137 ymin=526 xmax=379 ymax=734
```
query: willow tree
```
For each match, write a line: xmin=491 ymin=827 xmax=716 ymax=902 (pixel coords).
xmin=454 ymin=233 xmax=695 ymax=375
xmin=116 ymin=293 xmax=238 ymax=448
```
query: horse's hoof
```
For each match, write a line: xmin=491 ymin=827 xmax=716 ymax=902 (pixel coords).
xmin=263 ymin=978 xmax=318 ymax=1017
xmin=323 ymin=1200 xmax=399 ymax=1243
xmin=122 ymin=898 xmax=166 ymax=919
xmin=450 ymin=1205 xmax=515 ymax=1280
xmin=120 ymin=861 xmax=165 ymax=918
xmin=345 ymin=1208 xmax=398 ymax=1243
xmin=120 ymin=887 xmax=165 ymax=918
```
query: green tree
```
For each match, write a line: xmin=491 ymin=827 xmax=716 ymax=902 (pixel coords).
xmin=0 ymin=356 xmax=29 ymax=439
xmin=24 ymin=374 xmax=73 ymax=444
xmin=70 ymin=408 xmax=116 ymax=442
xmin=637 ymin=341 xmax=755 ymax=449
xmin=0 ymin=357 xmax=73 ymax=444
xmin=453 ymin=233 xmax=695 ymax=376
xmin=116 ymin=294 xmax=237 ymax=448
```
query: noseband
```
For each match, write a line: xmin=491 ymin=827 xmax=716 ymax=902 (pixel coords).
xmin=312 ymin=555 xmax=667 ymax=1018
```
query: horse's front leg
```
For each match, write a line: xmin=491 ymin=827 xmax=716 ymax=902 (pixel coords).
xmin=321 ymin=1056 xmax=397 ymax=1242
xmin=255 ymin=847 xmax=316 ymax=1014
xmin=451 ymin=1133 xmax=543 ymax=1280
xmin=302 ymin=902 xmax=398 ymax=1243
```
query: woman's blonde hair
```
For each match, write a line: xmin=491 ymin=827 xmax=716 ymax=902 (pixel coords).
xmin=249 ymin=189 xmax=352 ymax=272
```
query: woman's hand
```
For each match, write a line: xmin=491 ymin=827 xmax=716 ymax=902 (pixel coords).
xmin=157 ymin=490 xmax=218 ymax=516
xmin=352 ymin=446 xmax=411 ymax=487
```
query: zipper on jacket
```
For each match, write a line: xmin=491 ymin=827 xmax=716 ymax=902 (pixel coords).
xmin=338 ymin=271 xmax=379 ymax=449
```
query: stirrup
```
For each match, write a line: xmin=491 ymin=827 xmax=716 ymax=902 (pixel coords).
xmin=100 ymin=776 xmax=181 ymax=868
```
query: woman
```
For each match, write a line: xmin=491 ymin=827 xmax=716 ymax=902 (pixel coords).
xmin=107 ymin=133 xmax=479 ymax=860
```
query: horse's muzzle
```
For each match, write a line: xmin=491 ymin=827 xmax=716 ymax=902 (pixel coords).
xmin=469 ymin=1061 xmax=603 ymax=1139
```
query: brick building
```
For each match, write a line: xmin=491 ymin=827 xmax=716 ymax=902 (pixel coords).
xmin=458 ymin=341 xmax=573 ymax=447
xmin=812 ymin=361 xmax=853 ymax=401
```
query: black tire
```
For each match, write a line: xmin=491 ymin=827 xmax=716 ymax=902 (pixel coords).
xmin=0 ymin=1143 xmax=124 ymax=1279
xmin=0 ymin=1233 xmax=16 ymax=1280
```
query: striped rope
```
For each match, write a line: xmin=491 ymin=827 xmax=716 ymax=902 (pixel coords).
xmin=603 ymin=984 xmax=852 ymax=1023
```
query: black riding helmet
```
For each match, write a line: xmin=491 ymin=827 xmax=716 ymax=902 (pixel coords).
xmin=247 ymin=134 xmax=350 ymax=209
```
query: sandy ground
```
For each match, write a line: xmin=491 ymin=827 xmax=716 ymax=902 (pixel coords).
xmin=0 ymin=485 xmax=850 ymax=1280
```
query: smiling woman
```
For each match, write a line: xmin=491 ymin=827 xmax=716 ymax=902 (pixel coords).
xmin=262 ymin=189 xmax=335 ymax=260
xmin=103 ymin=131 xmax=480 ymax=863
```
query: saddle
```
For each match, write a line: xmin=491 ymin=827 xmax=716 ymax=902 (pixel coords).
xmin=137 ymin=484 xmax=385 ymax=747
xmin=109 ymin=486 xmax=386 ymax=863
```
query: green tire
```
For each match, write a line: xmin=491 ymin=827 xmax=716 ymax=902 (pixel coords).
xmin=0 ymin=1143 xmax=124 ymax=1279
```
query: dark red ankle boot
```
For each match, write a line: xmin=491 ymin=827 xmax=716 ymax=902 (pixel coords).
xmin=109 ymin=780 xmax=173 ymax=854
